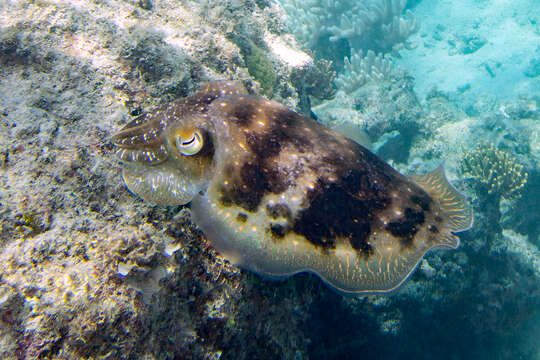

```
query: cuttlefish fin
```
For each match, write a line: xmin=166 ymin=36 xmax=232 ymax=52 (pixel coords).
xmin=331 ymin=121 xmax=372 ymax=150
xmin=411 ymin=164 xmax=474 ymax=234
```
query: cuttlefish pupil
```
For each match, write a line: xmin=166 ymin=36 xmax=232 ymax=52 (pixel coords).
xmin=111 ymin=80 xmax=473 ymax=295
xmin=176 ymin=130 xmax=203 ymax=156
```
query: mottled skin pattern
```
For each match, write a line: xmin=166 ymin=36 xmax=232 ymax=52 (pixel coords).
xmin=112 ymin=81 xmax=472 ymax=294
xmin=211 ymin=97 xmax=420 ymax=253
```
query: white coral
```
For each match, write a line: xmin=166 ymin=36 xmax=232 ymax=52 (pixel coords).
xmin=275 ymin=0 xmax=418 ymax=53
xmin=277 ymin=0 xmax=327 ymax=48
xmin=378 ymin=9 xmax=418 ymax=51
xmin=334 ymin=50 xmax=394 ymax=93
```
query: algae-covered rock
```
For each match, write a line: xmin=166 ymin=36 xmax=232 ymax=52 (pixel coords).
xmin=0 ymin=1 xmax=314 ymax=358
xmin=244 ymin=40 xmax=277 ymax=97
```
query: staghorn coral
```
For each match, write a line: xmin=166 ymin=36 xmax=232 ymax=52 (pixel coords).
xmin=460 ymin=143 xmax=528 ymax=201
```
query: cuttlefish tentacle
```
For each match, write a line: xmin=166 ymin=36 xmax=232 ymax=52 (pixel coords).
xmin=112 ymin=80 xmax=473 ymax=295
xmin=112 ymin=112 xmax=169 ymax=164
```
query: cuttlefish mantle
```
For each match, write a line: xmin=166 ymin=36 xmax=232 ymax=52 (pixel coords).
xmin=112 ymin=80 xmax=473 ymax=295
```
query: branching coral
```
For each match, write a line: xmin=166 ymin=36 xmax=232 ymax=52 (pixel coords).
xmin=460 ymin=144 xmax=528 ymax=201
xmin=334 ymin=50 xmax=394 ymax=93
xmin=277 ymin=0 xmax=418 ymax=54
xmin=276 ymin=0 xmax=416 ymax=97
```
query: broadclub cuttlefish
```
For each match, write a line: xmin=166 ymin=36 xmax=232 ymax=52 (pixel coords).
xmin=112 ymin=81 xmax=472 ymax=295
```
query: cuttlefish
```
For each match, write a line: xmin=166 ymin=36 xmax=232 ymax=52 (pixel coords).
xmin=112 ymin=81 xmax=472 ymax=295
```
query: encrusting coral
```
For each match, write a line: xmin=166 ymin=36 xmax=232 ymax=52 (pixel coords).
xmin=460 ymin=143 xmax=528 ymax=201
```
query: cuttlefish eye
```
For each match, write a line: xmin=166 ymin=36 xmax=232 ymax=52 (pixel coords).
xmin=176 ymin=130 xmax=203 ymax=156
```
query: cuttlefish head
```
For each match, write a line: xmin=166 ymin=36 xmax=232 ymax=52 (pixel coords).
xmin=111 ymin=81 xmax=247 ymax=205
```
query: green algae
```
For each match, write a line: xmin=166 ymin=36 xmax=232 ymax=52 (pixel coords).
xmin=244 ymin=41 xmax=276 ymax=97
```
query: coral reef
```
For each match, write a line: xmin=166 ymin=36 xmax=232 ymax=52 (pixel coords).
xmin=275 ymin=0 xmax=420 ymax=159
xmin=0 ymin=0 xmax=538 ymax=359
xmin=320 ymin=83 xmax=540 ymax=359
xmin=283 ymin=0 xmax=539 ymax=358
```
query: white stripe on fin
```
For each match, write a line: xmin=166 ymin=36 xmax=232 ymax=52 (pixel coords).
xmin=411 ymin=164 xmax=473 ymax=233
